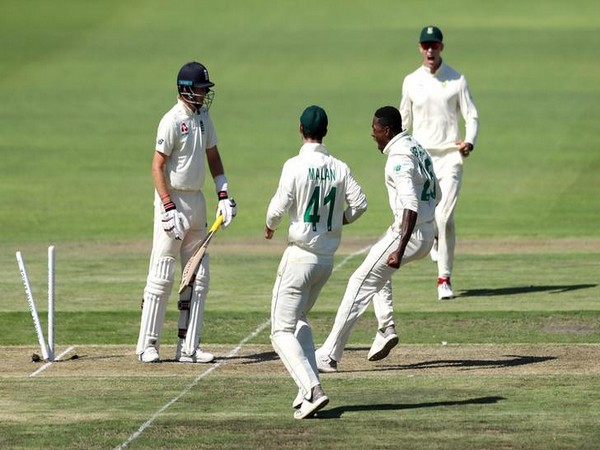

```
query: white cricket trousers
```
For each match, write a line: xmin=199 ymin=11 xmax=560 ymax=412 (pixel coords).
xmin=320 ymin=223 xmax=434 ymax=363
xmin=271 ymin=245 xmax=333 ymax=397
xmin=431 ymin=151 xmax=463 ymax=279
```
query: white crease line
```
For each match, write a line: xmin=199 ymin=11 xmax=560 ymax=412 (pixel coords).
xmin=337 ymin=245 xmax=372 ymax=269
xmin=30 ymin=346 xmax=76 ymax=377
xmin=115 ymin=322 xmax=269 ymax=450
xmin=115 ymin=245 xmax=370 ymax=449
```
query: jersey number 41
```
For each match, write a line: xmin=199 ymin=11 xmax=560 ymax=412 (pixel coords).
xmin=304 ymin=186 xmax=337 ymax=232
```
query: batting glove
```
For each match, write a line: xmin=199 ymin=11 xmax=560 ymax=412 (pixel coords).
xmin=217 ymin=191 xmax=237 ymax=228
xmin=162 ymin=201 xmax=190 ymax=240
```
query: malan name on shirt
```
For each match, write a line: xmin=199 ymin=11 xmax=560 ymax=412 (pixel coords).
xmin=308 ymin=167 xmax=336 ymax=182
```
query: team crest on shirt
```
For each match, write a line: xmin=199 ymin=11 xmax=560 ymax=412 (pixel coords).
xmin=394 ymin=164 xmax=402 ymax=172
xmin=181 ymin=122 xmax=189 ymax=134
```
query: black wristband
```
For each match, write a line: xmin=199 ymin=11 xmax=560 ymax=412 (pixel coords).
xmin=217 ymin=190 xmax=228 ymax=200
xmin=163 ymin=201 xmax=176 ymax=212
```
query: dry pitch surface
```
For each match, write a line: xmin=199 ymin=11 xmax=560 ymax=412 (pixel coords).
xmin=3 ymin=343 xmax=600 ymax=379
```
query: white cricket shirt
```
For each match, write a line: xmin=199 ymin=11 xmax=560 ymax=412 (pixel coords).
xmin=155 ymin=98 xmax=218 ymax=191
xmin=266 ymin=143 xmax=367 ymax=256
xmin=400 ymin=61 xmax=478 ymax=154
xmin=382 ymin=131 xmax=439 ymax=232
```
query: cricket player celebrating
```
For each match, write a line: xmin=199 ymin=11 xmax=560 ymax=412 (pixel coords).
xmin=400 ymin=25 xmax=479 ymax=300
xmin=136 ymin=61 xmax=237 ymax=363
xmin=265 ymin=105 xmax=367 ymax=419
xmin=316 ymin=106 xmax=439 ymax=373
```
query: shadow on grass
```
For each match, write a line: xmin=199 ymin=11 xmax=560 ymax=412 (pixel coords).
xmin=316 ymin=395 xmax=505 ymax=419
xmin=342 ymin=350 xmax=557 ymax=372
xmin=222 ymin=350 xmax=279 ymax=364
xmin=458 ymin=284 xmax=597 ymax=297
xmin=225 ymin=352 xmax=558 ymax=369
xmin=387 ymin=355 xmax=557 ymax=371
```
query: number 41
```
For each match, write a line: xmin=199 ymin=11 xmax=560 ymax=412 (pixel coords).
xmin=304 ymin=186 xmax=337 ymax=231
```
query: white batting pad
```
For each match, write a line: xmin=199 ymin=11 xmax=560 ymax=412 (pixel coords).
xmin=136 ymin=292 xmax=168 ymax=354
xmin=136 ymin=257 xmax=176 ymax=354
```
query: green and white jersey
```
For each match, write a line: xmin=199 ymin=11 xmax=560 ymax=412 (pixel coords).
xmin=400 ymin=62 xmax=478 ymax=154
xmin=266 ymin=143 xmax=367 ymax=256
xmin=155 ymin=98 xmax=218 ymax=191
xmin=383 ymin=131 xmax=439 ymax=232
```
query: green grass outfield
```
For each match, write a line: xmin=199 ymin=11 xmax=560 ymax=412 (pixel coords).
xmin=1 ymin=0 xmax=599 ymax=449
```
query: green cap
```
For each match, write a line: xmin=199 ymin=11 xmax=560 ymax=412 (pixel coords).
xmin=419 ymin=25 xmax=443 ymax=43
xmin=300 ymin=105 xmax=328 ymax=137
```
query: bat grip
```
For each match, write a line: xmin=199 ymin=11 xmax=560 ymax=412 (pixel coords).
xmin=210 ymin=214 xmax=224 ymax=232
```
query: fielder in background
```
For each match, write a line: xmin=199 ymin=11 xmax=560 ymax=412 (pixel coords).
xmin=316 ymin=106 xmax=439 ymax=373
xmin=265 ymin=105 xmax=367 ymax=419
xmin=400 ymin=25 xmax=479 ymax=300
xmin=136 ymin=61 xmax=237 ymax=363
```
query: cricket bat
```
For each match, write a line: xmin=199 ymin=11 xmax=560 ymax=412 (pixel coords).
xmin=178 ymin=215 xmax=224 ymax=294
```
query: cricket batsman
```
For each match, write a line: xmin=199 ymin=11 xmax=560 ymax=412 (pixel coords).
xmin=136 ymin=61 xmax=237 ymax=363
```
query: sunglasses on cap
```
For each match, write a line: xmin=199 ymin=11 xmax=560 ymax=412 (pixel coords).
xmin=420 ymin=41 xmax=442 ymax=50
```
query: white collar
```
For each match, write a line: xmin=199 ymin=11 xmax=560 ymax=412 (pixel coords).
xmin=382 ymin=131 xmax=409 ymax=155
xmin=299 ymin=142 xmax=328 ymax=155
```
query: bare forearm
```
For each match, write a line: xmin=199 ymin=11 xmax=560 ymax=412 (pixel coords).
xmin=151 ymin=151 xmax=170 ymax=203
xmin=206 ymin=146 xmax=225 ymax=179
xmin=398 ymin=209 xmax=417 ymax=252
xmin=387 ymin=209 xmax=417 ymax=268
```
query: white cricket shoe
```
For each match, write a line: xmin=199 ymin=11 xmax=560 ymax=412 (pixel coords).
xmin=315 ymin=349 xmax=338 ymax=373
xmin=293 ymin=385 xmax=329 ymax=419
xmin=292 ymin=389 xmax=304 ymax=409
xmin=367 ymin=325 xmax=399 ymax=361
xmin=138 ymin=346 xmax=160 ymax=363
xmin=438 ymin=279 xmax=455 ymax=300
xmin=175 ymin=340 xmax=215 ymax=363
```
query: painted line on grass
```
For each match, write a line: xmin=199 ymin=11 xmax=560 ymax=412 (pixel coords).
xmin=30 ymin=346 xmax=76 ymax=377
xmin=114 ymin=322 xmax=268 ymax=450
xmin=337 ymin=245 xmax=372 ymax=270
xmin=115 ymin=244 xmax=371 ymax=449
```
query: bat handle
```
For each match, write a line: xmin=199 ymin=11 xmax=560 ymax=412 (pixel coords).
xmin=210 ymin=214 xmax=224 ymax=232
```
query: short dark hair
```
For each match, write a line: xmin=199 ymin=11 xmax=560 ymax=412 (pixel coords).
xmin=374 ymin=106 xmax=403 ymax=134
